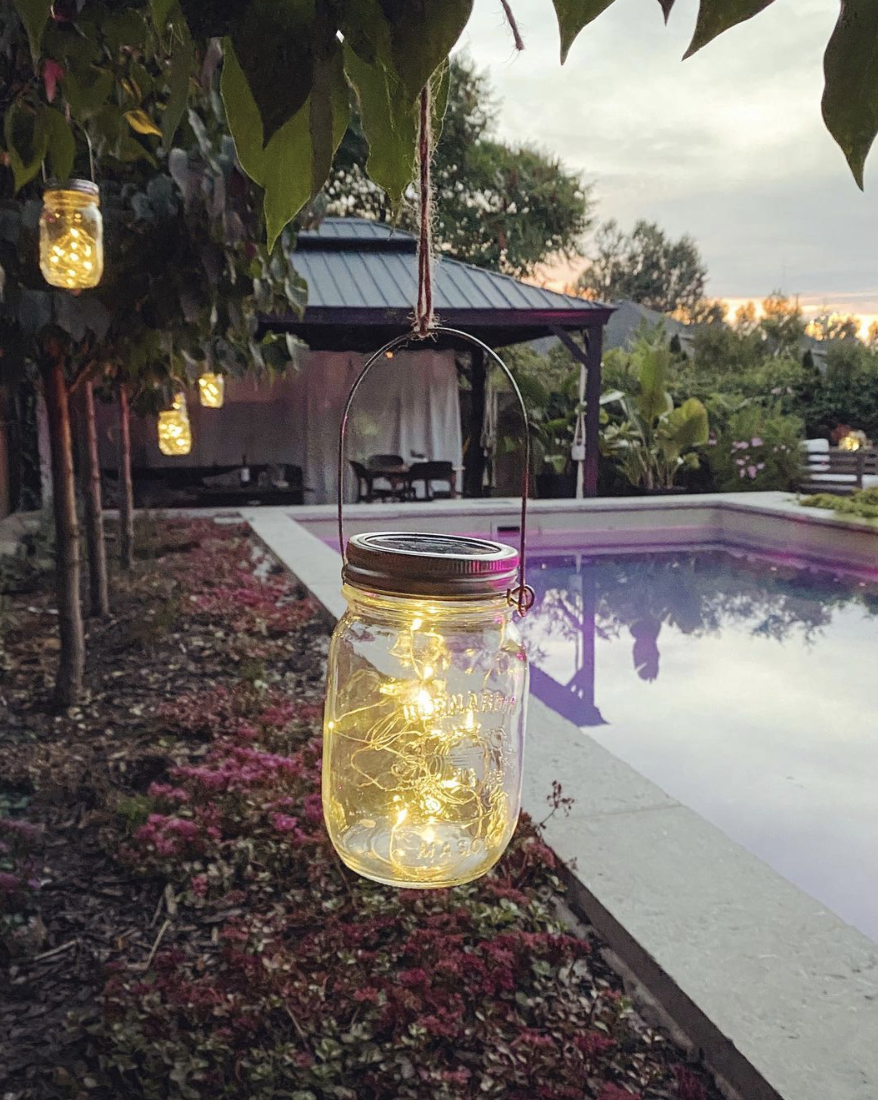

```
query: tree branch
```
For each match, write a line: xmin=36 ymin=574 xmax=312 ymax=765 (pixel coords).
xmin=500 ymin=0 xmax=525 ymax=51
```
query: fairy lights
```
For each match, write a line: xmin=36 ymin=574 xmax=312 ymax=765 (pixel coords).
xmin=198 ymin=372 xmax=224 ymax=408
xmin=39 ymin=181 xmax=104 ymax=290
xmin=157 ymin=393 xmax=192 ymax=456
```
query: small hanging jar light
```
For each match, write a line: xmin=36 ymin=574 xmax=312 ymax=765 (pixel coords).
xmin=197 ymin=371 xmax=225 ymax=408
xmin=157 ymin=393 xmax=192 ymax=456
xmin=39 ymin=180 xmax=104 ymax=290
xmin=323 ymin=329 xmax=534 ymax=889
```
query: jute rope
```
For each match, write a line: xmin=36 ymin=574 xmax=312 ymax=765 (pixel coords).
xmin=415 ymin=84 xmax=436 ymax=337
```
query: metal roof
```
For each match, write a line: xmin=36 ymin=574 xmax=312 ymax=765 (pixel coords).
xmin=270 ymin=218 xmax=612 ymax=351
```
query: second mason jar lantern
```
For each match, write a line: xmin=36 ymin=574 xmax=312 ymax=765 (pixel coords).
xmin=322 ymin=329 xmax=534 ymax=889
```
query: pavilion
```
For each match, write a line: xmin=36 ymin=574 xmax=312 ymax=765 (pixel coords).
xmin=267 ymin=218 xmax=613 ymax=497
xmin=94 ymin=218 xmax=612 ymax=505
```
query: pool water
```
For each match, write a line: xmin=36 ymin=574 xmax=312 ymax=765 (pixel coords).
xmin=521 ymin=546 xmax=878 ymax=944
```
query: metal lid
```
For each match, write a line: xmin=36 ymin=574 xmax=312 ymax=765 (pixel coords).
xmin=44 ymin=179 xmax=99 ymax=199
xmin=344 ymin=532 xmax=519 ymax=600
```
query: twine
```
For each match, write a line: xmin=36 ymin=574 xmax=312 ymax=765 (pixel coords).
xmin=500 ymin=0 xmax=525 ymax=51
xmin=415 ymin=84 xmax=436 ymax=337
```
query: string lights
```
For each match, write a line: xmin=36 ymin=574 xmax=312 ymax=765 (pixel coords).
xmin=198 ymin=372 xmax=225 ymax=408
xmin=157 ymin=393 xmax=192 ymax=456
xmin=39 ymin=181 xmax=104 ymax=290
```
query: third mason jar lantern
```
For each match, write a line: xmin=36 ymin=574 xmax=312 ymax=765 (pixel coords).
xmin=323 ymin=329 xmax=534 ymax=889
xmin=198 ymin=371 xmax=225 ymax=408
xmin=39 ymin=180 xmax=104 ymax=290
xmin=157 ymin=393 xmax=192 ymax=456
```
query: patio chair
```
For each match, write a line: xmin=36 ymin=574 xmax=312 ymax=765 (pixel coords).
xmin=349 ymin=460 xmax=379 ymax=503
xmin=407 ymin=461 xmax=457 ymax=501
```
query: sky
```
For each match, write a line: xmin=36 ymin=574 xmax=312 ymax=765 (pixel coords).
xmin=458 ymin=0 xmax=878 ymax=327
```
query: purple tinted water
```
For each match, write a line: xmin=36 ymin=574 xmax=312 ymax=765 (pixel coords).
xmin=521 ymin=547 xmax=878 ymax=944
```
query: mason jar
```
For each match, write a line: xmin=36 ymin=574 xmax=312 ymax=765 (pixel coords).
xmin=39 ymin=180 xmax=104 ymax=290
xmin=323 ymin=533 xmax=529 ymax=888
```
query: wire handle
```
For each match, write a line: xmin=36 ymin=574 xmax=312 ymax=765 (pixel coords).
xmin=337 ymin=326 xmax=535 ymax=615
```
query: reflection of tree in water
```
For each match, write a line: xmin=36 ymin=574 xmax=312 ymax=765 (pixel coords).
xmin=523 ymin=551 xmax=878 ymax=713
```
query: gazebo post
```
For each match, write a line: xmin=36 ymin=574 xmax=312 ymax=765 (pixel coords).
xmin=464 ymin=345 xmax=487 ymax=497
xmin=551 ymin=325 xmax=604 ymax=498
xmin=583 ymin=326 xmax=604 ymax=498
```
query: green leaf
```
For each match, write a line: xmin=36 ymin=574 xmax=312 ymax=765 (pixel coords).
xmin=162 ymin=36 xmax=194 ymax=151
xmin=822 ymin=0 xmax=878 ymax=189
xmin=221 ymin=38 xmax=269 ymax=184
xmin=635 ymin=344 xmax=673 ymax=424
xmin=43 ymin=106 xmax=75 ymax=181
xmin=222 ymin=38 xmax=349 ymax=249
xmin=4 ymin=103 xmax=48 ymax=192
xmin=343 ymin=45 xmax=416 ymax=208
xmin=150 ymin=0 xmax=177 ymax=29
xmin=380 ymin=0 xmax=473 ymax=104
xmin=12 ymin=0 xmax=52 ymax=63
xmin=310 ymin=16 xmax=343 ymax=196
xmin=63 ymin=66 xmax=114 ymax=118
xmin=125 ymin=109 xmax=163 ymax=137
xmin=657 ymin=0 xmax=675 ymax=21
xmin=551 ymin=0 xmax=618 ymax=63
xmin=228 ymin=0 xmax=316 ymax=146
xmin=683 ymin=0 xmax=776 ymax=59
xmin=662 ymin=397 xmax=709 ymax=449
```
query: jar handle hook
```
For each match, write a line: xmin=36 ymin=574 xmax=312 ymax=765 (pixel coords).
xmin=337 ymin=326 xmax=534 ymax=615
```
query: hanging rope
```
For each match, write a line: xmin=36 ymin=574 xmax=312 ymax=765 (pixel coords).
xmin=499 ymin=0 xmax=525 ymax=51
xmin=415 ymin=84 xmax=436 ymax=337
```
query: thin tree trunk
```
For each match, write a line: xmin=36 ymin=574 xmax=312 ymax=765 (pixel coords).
xmin=41 ymin=351 xmax=85 ymax=707
xmin=118 ymin=384 xmax=134 ymax=571
xmin=79 ymin=378 xmax=110 ymax=617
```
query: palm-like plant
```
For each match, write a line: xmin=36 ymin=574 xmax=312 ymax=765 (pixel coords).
xmin=602 ymin=338 xmax=709 ymax=490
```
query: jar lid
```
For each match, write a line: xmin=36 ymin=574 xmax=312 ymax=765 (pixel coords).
xmin=344 ymin=532 xmax=519 ymax=600
xmin=45 ymin=179 xmax=99 ymax=198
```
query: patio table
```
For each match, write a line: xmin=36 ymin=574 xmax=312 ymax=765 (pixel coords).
xmin=368 ymin=463 xmax=412 ymax=501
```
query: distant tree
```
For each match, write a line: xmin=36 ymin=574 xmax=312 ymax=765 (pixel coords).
xmin=734 ymin=301 xmax=760 ymax=335
xmin=809 ymin=312 xmax=862 ymax=343
xmin=323 ymin=58 xmax=594 ymax=277
xmin=678 ymin=298 xmax=728 ymax=326
xmin=577 ymin=219 xmax=707 ymax=315
xmin=867 ymin=322 xmax=878 ymax=350
xmin=760 ymin=293 xmax=806 ymax=358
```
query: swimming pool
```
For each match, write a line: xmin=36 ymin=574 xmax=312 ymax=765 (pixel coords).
xmin=520 ymin=545 xmax=878 ymax=944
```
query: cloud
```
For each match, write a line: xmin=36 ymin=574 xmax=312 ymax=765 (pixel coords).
xmin=458 ymin=0 xmax=876 ymax=311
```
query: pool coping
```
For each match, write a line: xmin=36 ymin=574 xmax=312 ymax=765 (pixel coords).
xmin=240 ymin=494 xmax=878 ymax=1100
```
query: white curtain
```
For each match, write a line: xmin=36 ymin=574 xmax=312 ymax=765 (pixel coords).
xmin=292 ymin=349 xmax=463 ymax=503
xmin=97 ymin=349 xmax=463 ymax=505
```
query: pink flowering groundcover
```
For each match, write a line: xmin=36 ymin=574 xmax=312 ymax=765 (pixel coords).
xmin=1 ymin=518 xmax=719 ymax=1100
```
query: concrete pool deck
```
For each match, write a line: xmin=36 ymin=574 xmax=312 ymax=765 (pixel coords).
xmin=239 ymin=493 xmax=878 ymax=1100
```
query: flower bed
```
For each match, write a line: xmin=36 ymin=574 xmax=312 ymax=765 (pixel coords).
xmin=1 ymin=518 xmax=720 ymax=1100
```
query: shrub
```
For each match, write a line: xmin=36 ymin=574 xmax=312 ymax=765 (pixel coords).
xmin=707 ymin=403 xmax=802 ymax=491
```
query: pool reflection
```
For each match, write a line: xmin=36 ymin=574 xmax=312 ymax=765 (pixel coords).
xmin=521 ymin=548 xmax=878 ymax=943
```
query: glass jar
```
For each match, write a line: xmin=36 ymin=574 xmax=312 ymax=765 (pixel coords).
xmin=157 ymin=394 xmax=192 ymax=456
xmin=198 ymin=372 xmax=225 ymax=408
xmin=323 ymin=533 xmax=529 ymax=888
xmin=39 ymin=180 xmax=104 ymax=290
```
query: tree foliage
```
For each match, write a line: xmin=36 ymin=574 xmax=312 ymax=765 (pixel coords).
xmin=324 ymin=58 xmax=593 ymax=276
xmin=578 ymin=219 xmax=707 ymax=315
xmin=3 ymin=0 xmax=877 ymax=252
